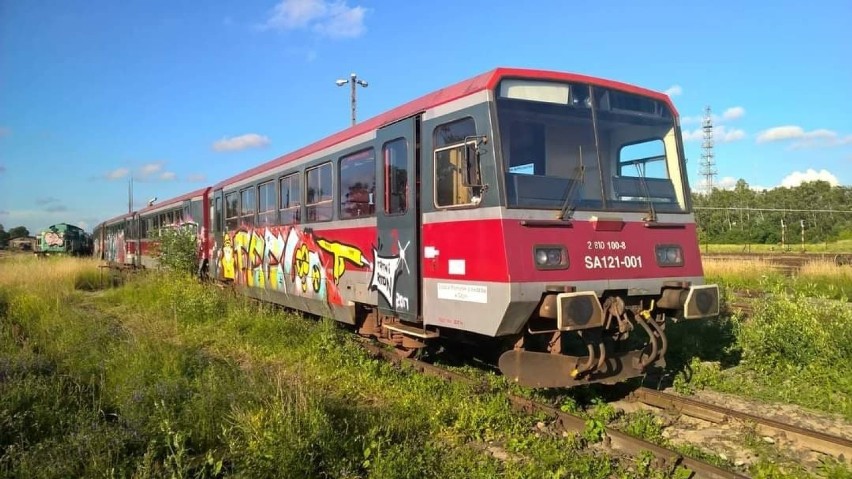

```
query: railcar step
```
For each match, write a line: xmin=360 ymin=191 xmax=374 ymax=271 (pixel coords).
xmin=382 ymin=322 xmax=439 ymax=339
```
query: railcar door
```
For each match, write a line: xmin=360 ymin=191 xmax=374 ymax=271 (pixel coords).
xmin=375 ymin=116 xmax=421 ymax=322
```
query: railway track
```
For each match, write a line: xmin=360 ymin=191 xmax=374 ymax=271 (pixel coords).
xmin=358 ymin=339 xmax=747 ymax=479
xmin=629 ymin=388 xmax=852 ymax=463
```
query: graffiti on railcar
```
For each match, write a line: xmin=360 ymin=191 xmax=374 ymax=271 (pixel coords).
xmin=44 ymin=232 xmax=64 ymax=247
xmin=213 ymin=225 xmax=375 ymax=305
xmin=369 ymin=239 xmax=410 ymax=311
xmin=105 ymin=230 xmax=126 ymax=263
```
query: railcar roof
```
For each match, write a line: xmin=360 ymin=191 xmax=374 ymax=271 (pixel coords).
xmin=136 ymin=187 xmax=210 ymax=216
xmin=213 ymin=67 xmax=675 ymax=189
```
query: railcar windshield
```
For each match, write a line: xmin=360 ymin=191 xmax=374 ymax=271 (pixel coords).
xmin=497 ymin=80 xmax=688 ymax=214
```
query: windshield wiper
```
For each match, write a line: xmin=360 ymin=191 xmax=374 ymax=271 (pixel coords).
xmin=634 ymin=163 xmax=657 ymax=223
xmin=558 ymin=146 xmax=586 ymax=221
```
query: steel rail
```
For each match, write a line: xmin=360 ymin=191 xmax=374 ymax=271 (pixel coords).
xmin=357 ymin=339 xmax=746 ymax=479
xmin=632 ymin=388 xmax=852 ymax=462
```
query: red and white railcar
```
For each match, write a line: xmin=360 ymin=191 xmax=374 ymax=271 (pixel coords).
xmin=94 ymin=188 xmax=210 ymax=270
xmin=207 ymin=67 xmax=720 ymax=387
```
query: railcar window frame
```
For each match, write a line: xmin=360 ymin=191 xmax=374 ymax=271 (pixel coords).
xmin=433 ymin=117 xmax=479 ymax=209
xmin=257 ymin=180 xmax=277 ymax=226
xmin=225 ymin=192 xmax=239 ymax=231
xmin=240 ymin=187 xmax=256 ymax=227
xmin=339 ymin=148 xmax=376 ymax=220
xmin=279 ymin=172 xmax=302 ymax=224
xmin=383 ymin=138 xmax=408 ymax=215
xmin=305 ymin=162 xmax=333 ymax=222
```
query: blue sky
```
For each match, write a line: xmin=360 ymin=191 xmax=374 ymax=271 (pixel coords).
xmin=1 ymin=0 xmax=850 ymax=234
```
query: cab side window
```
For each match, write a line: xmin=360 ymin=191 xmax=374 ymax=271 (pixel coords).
xmin=433 ymin=118 xmax=478 ymax=207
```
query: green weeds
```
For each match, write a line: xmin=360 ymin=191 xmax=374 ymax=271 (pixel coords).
xmin=669 ymin=279 xmax=852 ymax=419
xmin=0 ymin=263 xmax=682 ymax=478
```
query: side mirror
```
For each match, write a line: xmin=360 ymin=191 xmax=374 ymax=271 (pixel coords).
xmin=462 ymin=135 xmax=488 ymax=188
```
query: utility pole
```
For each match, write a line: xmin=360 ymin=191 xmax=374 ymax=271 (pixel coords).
xmin=781 ymin=219 xmax=786 ymax=251
xmin=699 ymin=106 xmax=717 ymax=193
xmin=336 ymin=73 xmax=368 ymax=126
xmin=800 ymin=219 xmax=805 ymax=252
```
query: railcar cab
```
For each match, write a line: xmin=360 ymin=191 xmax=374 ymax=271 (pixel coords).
xmin=485 ymin=77 xmax=720 ymax=387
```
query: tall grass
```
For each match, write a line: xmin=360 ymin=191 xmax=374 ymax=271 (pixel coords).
xmin=703 ymin=257 xmax=851 ymax=300
xmin=671 ymin=281 xmax=852 ymax=420
xmin=2 ymin=261 xmax=666 ymax=478
xmin=0 ymin=255 xmax=105 ymax=294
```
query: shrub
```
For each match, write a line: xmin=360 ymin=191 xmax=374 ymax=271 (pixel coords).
xmin=158 ymin=227 xmax=199 ymax=276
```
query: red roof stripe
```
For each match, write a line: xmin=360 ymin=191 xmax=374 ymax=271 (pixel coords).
xmin=136 ymin=187 xmax=210 ymax=216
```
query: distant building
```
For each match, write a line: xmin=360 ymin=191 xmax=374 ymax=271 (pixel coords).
xmin=9 ymin=235 xmax=37 ymax=251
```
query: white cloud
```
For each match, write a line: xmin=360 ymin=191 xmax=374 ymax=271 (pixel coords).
xmin=681 ymin=128 xmax=704 ymax=142
xmin=682 ymin=125 xmax=746 ymax=143
xmin=715 ymin=176 xmax=738 ymax=190
xmin=717 ymin=125 xmax=746 ymax=143
xmin=756 ymin=125 xmax=852 ymax=149
xmin=780 ymin=169 xmax=839 ymax=188
xmin=187 ymin=173 xmax=207 ymax=182
xmin=105 ymin=167 xmax=130 ymax=181
xmin=159 ymin=171 xmax=177 ymax=181
xmin=77 ymin=221 xmax=89 ymax=231
xmin=663 ymin=85 xmax=682 ymax=96
xmin=722 ymin=106 xmax=745 ymax=120
xmin=213 ymin=133 xmax=270 ymax=152
xmin=0 ymin=210 xmax=9 ymax=216
xmin=264 ymin=0 xmax=368 ymax=39
xmin=136 ymin=161 xmax=164 ymax=180
xmin=682 ymin=105 xmax=745 ymax=125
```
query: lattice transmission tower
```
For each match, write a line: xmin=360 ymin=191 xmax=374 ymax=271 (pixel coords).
xmin=699 ymin=105 xmax=717 ymax=192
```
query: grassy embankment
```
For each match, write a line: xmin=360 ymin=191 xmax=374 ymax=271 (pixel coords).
xmin=666 ymin=257 xmax=852 ymax=421
xmin=1 ymin=256 xmax=686 ymax=479
xmin=703 ymin=256 xmax=852 ymax=300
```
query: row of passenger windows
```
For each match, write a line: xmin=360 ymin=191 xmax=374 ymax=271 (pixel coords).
xmin=218 ymin=117 xmax=479 ymax=230
xmin=220 ymin=141 xmax=409 ymax=229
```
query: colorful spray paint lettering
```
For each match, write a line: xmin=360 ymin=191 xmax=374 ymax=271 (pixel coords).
xmin=213 ymin=225 xmax=374 ymax=305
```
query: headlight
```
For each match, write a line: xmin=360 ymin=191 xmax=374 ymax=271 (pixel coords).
xmin=655 ymin=245 xmax=683 ymax=266
xmin=534 ymin=245 xmax=568 ymax=269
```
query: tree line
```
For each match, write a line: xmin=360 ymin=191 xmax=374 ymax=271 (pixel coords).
xmin=692 ymin=180 xmax=852 ymax=244
xmin=0 ymin=224 xmax=31 ymax=248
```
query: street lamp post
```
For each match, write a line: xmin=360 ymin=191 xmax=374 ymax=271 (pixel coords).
xmin=336 ymin=73 xmax=368 ymax=126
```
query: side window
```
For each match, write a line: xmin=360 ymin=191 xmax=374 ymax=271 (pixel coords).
xmin=280 ymin=173 xmax=302 ymax=224
xmin=306 ymin=162 xmax=332 ymax=222
xmin=214 ymin=195 xmax=223 ymax=231
xmin=225 ymin=192 xmax=239 ymax=230
xmin=434 ymin=117 xmax=478 ymax=207
xmin=618 ymin=139 xmax=668 ymax=179
xmin=383 ymin=138 xmax=408 ymax=214
xmin=340 ymin=149 xmax=376 ymax=219
xmin=258 ymin=180 xmax=277 ymax=226
xmin=240 ymin=187 xmax=256 ymax=226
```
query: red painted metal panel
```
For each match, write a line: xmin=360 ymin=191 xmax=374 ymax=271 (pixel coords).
xmin=421 ymin=218 xmax=703 ymax=283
